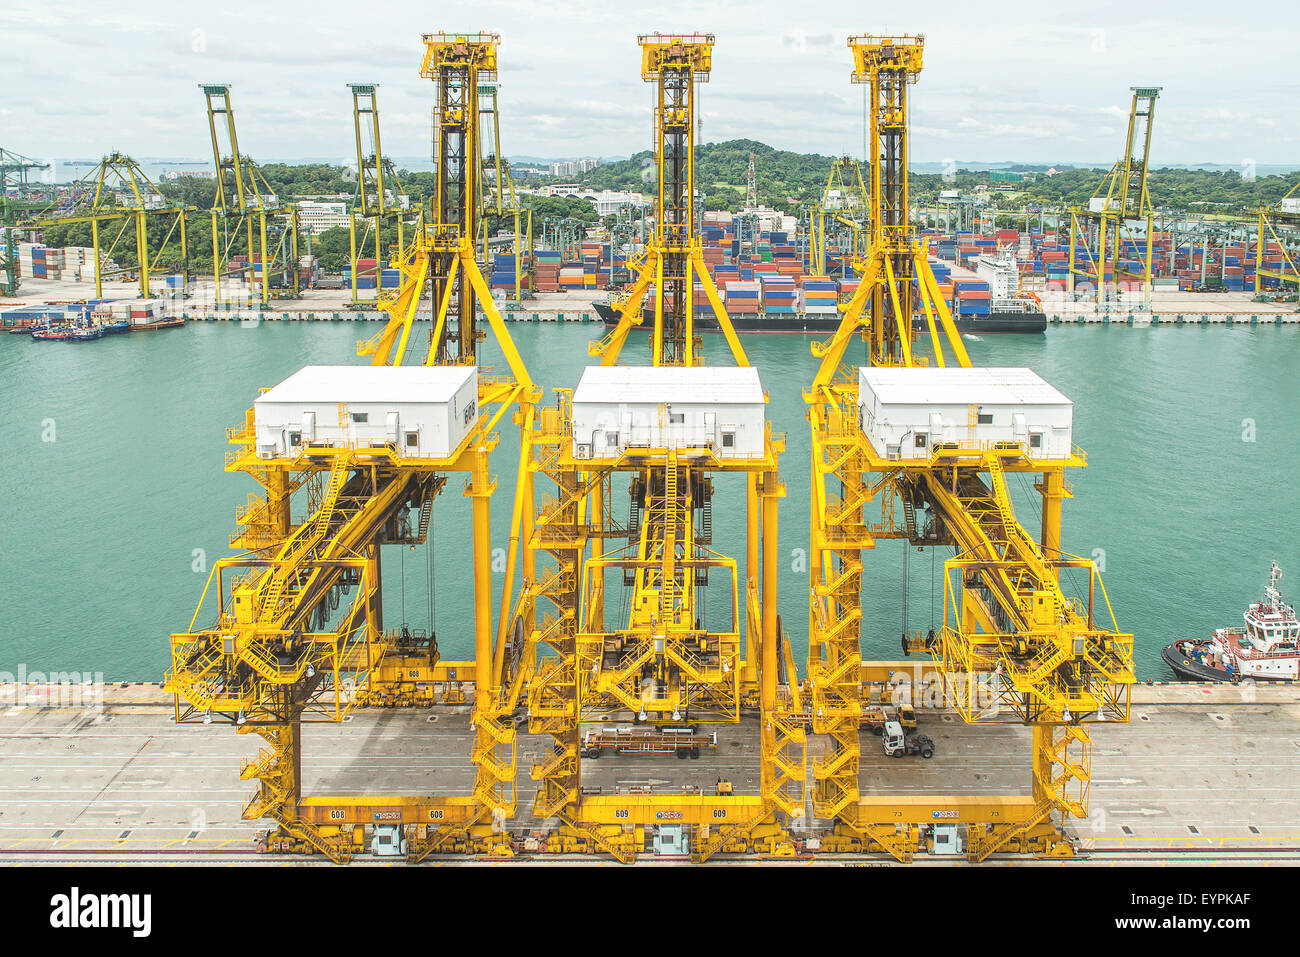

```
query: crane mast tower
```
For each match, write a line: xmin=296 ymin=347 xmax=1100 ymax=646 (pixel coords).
xmin=805 ymin=34 xmax=1134 ymax=862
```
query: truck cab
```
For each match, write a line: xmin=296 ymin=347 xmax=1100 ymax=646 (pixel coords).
xmin=882 ymin=720 xmax=935 ymax=759
xmin=882 ymin=720 xmax=906 ymax=755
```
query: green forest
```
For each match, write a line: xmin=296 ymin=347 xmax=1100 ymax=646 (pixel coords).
xmin=28 ymin=140 xmax=1296 ymax=275
xmin=523 ymin=139 xmax=1297 ymax=216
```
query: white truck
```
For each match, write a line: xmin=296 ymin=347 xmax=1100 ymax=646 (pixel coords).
xmin=882 ymin=720 xmax=935 ymax=759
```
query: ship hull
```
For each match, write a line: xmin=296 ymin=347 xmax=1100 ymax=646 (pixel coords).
xmin=948 ymin=311 xmax=1047 ymax=334
xmin=1160 ymin=642 xmax=1297 ymax=683
xmin=593 ymin=303 xmax=1046 ymax=334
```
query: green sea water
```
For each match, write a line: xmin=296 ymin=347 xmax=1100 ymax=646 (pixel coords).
xmin=2 ymin=321 xmax=1296 ymax=681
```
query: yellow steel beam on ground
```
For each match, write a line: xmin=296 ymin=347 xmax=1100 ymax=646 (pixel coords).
xmin=578 ymin=794 xmax=761 ymax=826
xmin=854 ymin=795 xmax=1038 ymax=825
xmin=298 ymin=795 xmax=482 ymax=825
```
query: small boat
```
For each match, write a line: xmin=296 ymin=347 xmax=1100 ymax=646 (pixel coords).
xmin=1161 ymin=562 xmax=1300 ymax=682
xmin=101 ymin=320 xmax=131 ymax=334
xmin=66 ymin=325 xmax=105 ymax=341
xmin=31 ymin=325 xmax=71 ymax=341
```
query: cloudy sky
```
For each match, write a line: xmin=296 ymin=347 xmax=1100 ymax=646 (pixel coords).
xmin=3 ymin=0 xmax=1296 ymax=167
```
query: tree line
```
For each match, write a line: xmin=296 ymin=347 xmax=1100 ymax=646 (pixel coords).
xmin=32 ymin=146 xmax=1296 ymax=272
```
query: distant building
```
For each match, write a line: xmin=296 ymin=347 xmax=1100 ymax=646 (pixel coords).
xmin=739 ymin=205 xmax=794 ymax=233
xmin=516 ymin=185 xmax=645 ymax=217
xmin=578 ymin=190 xmax=646 ymax=217
xmin=547 ymin=158 xmax=602 ymax=177
xmin=160 ymin=169 xmax=217 ymax=181
xmin=297 ymin=200 xmax=349 ymax=235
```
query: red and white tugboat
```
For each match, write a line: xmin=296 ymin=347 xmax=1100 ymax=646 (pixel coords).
xmin=1162 ymin=562 xmax=1299 ymax=682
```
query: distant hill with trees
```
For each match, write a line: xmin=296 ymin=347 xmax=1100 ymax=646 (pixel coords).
xmin=34 ymin=142 xmax=1294 ymax=271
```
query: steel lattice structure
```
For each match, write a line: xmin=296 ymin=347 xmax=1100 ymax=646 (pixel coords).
xmin=515 ymin=33 xmax=806 ymax=863
xmin=25 ymin=152 xmax=194 ymax=299
xmin=347 ymin=84 xmax=408 ymax=306
xmin=804 ymin=34 xmax=1133 ymax=862
xmin=1067 ymin=87 xmax=1161 ymax=304
xmin=809 ymin=156 xmax=871 ymax=278
xmin=200 ymin=84 xmax=301 ymax=305
xmin=1254 ymin=178 xmax=1300 ymax=292
xmin=167 ymin=29 xmax=1134 ymax=866
xmin=168 ymin=33 xmax=538 ymax=863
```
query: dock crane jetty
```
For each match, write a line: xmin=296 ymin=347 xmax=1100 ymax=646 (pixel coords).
xmin=167 ymin=32 xmax=539 ymax=863
xmin=1067 ymin=86 xmax=1161 ymax=304
xmin=516 ymin=33 xmax=806 ymax=863
xmin=164 ymin=29 xmax=1132 ymax=865
xmin=804 ymin=34 xmax=1134 ymax=862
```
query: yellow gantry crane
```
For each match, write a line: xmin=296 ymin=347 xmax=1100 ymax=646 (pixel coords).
xmin=167 ymin=29 xmax=1134 ymax=868
xmin=1254 ymin=178 xmax=1300 ymax=293
xmin=26 ymin=153 xmax=193 ymax=299
xmin=1067 ymin=87 xmax=1161 ymax=304
xmin=201 ymin=84 xmax=301 ymax=306
xmin=347 ymin=83 xmax=408 ymax=306
xmin=167 ymin=34 xmax=538 ymax=863
xmin=805 ymin=34 xmax=1134 ymax=862
xmin=476 ymin=82 xmax=533 ymax=302
xmin=512 ymin=33 xmax=805 ymax=863
xmin=594 ymin=36 xmax=747 ymax=369
xmin=809 ymin=156 xmax=871 ymax=277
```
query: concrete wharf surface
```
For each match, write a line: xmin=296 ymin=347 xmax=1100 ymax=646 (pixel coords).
xmin=1 ymin=681 xmax=1296 ymax=865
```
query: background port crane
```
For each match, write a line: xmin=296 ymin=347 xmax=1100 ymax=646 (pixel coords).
xmin=346 ymin=83 xmax=408 ymax=306
xmin=24 ymin=153 xmax=193 ymax=300
xmin=200 ymin=84 xmax=301 ymax=306
xmin=1067 ymin=87 xmax=1161 ymax=304
xmin=516 ymin=33 xmax=805 ymax=863
xmin=167 ymin=34 xmax=538 ymax=863
xmin=1254 ymin=177 xmax=1300 ymax=293
xmin=1 ymin=148 xmax=51 ymax=297
xmin=805 ymin=34 xmax=1134 ymax=862
xmin=808 ymin=156 xmax=871 ymax=278
xmin=476 ymin=82 xmax=532 ymax=302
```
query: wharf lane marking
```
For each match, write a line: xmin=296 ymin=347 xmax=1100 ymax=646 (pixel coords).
xmin=1108 ymin=808 xmax=1166 ymax=817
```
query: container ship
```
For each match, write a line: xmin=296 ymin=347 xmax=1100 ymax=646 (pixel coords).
xmin=1162 ymin=562 xmax=1300 ymax=682
xmin=594 ymin=299 xmax=1046 ymax=335
xmin=933 ymin=248 xmax=1047 ymax=334
xmin=593 ymin=300 xmax=840 ymax=334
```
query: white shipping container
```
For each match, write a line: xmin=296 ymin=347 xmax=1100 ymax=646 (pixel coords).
xmin=571 ymin=365 xmax=766 ymax=459
xmin=254 ymin=365 xmax=479 ymax=460
xmin=857 ymin=366 xmax=1074 ymax=460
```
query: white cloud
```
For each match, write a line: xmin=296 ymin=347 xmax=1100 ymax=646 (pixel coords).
xmin=2 ymin=0 xmax=1297 ymax=164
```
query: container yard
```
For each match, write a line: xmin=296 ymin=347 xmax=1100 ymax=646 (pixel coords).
xmin=0 ymin=13 xmax=1295 ymax=926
